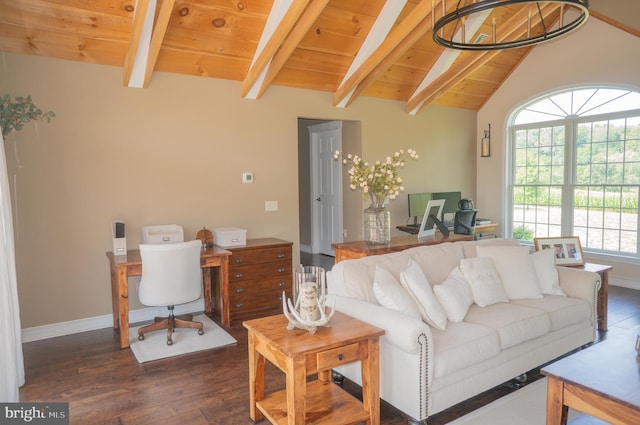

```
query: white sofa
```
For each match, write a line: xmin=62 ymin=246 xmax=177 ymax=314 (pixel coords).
xmin=327 ymin=238 xmax=600 ymax=424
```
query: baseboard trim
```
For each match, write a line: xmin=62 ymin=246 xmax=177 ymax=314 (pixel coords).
xmin=21 ymin=299 xmax=205 ymax=343
xmin=610 ymin=277 xmax=640 ymax=290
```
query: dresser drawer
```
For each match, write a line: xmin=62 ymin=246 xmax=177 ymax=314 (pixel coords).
xmin=230 ymin=275 xmax=290 ymax=296
xmin=230 ymin=246 xmax=292 ymax=267
xmin=229 ymin=288 xmax=291 ymax=314
xmin=229 ymin=262 xmax=292 ymax=282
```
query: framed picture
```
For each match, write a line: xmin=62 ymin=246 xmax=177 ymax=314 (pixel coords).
xmin=534 ymin=236 xmax=585 ymax=266
xmin=418 ymin=199 xmax=445 ymax=238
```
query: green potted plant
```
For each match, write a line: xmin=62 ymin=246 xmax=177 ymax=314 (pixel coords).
xmin=1 ymin=94 xmax=55 ymax=137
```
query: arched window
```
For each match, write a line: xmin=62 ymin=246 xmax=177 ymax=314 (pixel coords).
xmin=508 ymin=87 xmax=640 ymax=257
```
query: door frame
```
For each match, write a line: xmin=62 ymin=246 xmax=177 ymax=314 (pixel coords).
xmin=309 ymin=121 xmax=343 ymax=255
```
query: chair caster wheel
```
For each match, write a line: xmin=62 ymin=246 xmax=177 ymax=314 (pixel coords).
xmin=167 ymin=339 xmax=173 ymax=346
xmin=198 ymin=329 xmax=204 ymax=335
xmin=138 ymin=335 xmax=145 ymax=341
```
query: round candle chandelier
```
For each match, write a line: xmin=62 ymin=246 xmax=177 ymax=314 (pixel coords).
xmin=433 ymin=0 xmax=590 ymax=51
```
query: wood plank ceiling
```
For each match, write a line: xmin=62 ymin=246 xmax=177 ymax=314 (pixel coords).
xmin=0 ymin=0 xmax=637 ymax=114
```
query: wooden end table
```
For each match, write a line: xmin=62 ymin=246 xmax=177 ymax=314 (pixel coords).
xmin=541 ymin=338 xmax=640 ymax=425
xmin=578 ymin=263 xmax=612 ymax=331
xmin=243 ymin=311 xmax=384 ymax=425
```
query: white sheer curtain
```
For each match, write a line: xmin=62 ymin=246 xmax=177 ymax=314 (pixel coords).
xmin=0 ymin=130 xmax=24 ymax=401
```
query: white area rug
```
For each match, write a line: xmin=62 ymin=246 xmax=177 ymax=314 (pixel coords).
xmin=129 ymin=314 xmax=236 ymax=363
xmin=446 ymin=378 xmax=584 ymax=425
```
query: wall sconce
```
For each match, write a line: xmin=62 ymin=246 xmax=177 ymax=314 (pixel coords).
xmin=481 ymin=124 xmax=491 ymax=158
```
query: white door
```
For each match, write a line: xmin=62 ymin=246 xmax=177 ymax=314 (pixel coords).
xmin=309 ymin=121 xmax=343 ymax=256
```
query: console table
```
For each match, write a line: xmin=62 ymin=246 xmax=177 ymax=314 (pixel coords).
xmin=244 ymin=312 xmax=384 ymax=424
xmin=332 ymin=233 xmax=473 ymax=263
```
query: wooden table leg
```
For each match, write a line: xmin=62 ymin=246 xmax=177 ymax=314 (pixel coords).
xmin=361 ymin=337 xmax=381 ymax=425
xmin=248 ymin=331 xmax=265 ymax=422
xmin=286 ymin=355 xmax=307 ymax=424
xmin=597 ymin=270 xmax=609 ymax=331
xmin=109 ymin=264 xmax=120 ymax=330
xmin=219 ymin=256 xmax=230 ymax=327
xmin=546 ymin=377 xmax=569 ymax=425
xmin=203 ymin=267 xmax=212 ymax=314
xmin=116 ymin=266 xmax=130 ymax=349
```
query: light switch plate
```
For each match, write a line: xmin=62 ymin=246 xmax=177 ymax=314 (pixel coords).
xmin=242 ymin=172 xmax=253 ymax=183
xmin=265 ymin=201 xmax=278 ymax=211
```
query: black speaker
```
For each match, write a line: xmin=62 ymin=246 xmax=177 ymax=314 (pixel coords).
xmin=112 ymin=220 xmax=127 ymax=256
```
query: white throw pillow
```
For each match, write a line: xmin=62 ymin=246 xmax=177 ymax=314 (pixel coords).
xmin=433 ymin=266 xmax=474 ymax=322
xmin=531 ymin=248 xmax=566 ymax=295
xmin=475 ymin=245 xmax=543 ymax=300
xmin=399 ymin=259 xmax=448 ymax=331
xmin=373 ymin=266 xmax=422 ymax=320
xmin=459 ymin=257 xmax=509 ymax=307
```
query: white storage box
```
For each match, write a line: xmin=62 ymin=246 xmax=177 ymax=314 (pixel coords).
xmin=213 ymin=227 xmax=247 ymax=247
xmin=142 ymin=224 xmax=184 ymax=244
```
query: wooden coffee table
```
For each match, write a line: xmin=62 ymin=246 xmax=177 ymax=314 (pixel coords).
xmin=541 ymin=338 xmax=640 ymax=425
xmin=243 ymin=311 xmax=384 ymax=425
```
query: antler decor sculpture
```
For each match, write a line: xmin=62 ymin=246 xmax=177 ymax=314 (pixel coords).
xmin=283 ymin=265 xmax=335 ymax=334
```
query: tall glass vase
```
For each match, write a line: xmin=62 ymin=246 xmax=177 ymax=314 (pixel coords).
xmin=364 ymin=203 xmax=391 ymax=245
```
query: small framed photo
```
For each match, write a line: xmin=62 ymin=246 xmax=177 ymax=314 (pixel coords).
xmin=534 ymin=236 xmax=585 ymax=266
xmin=418 ymin=199 xmax=445 ymax=238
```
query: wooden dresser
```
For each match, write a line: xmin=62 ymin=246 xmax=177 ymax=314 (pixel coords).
xmin=215 ymin=238 xmax=293 ymax=327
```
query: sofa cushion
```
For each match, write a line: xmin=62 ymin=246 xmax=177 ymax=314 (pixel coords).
xmin=433 ymin=266 xmax=474 ymax=323
xmin=464 ymin=303 xmax=551 ymax=349
xmin=407 ymin=243 xmax=465 ymax=286
xmin=530 ymin=249 xmax=566 ymax=295
xmin=476 ymin=245 xmax=543 ymax=300
xmin=399 ymin=259 xmax=447 ymax=331
xmin=431 ymin=322 xmax=501 ymax=378
xmin=459 ymin=257 xmax=509 ymax=307
xmin=512 ymin=296 xmax=590 ymax=331
xmin=373 ymin=266 xmax=422 ymax=320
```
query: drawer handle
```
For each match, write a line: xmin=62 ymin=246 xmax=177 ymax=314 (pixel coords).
xmin=235 ymin=288 xmax=244 ymax=293
xmin=234 ymin=273 xmax=243 ymax=279
xmin=278 ymin=295 xmax=283 ymax=301
xmin=235 ymin=303 xmax=243 ymax=308
xmin=338 ymin=354 xmax=344 ymax=361
xmin=277 ymin=253 xmax=285 ymax=259
xmin=234 ymin=258 xmax=243 ymax=263
xmin=277 ymin=267 xmax=285 ymax=273
xmin=278 ymin=281 xmax=285 ymax=287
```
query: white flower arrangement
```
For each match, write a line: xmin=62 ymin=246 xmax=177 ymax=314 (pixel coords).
xmin=334 ymin=148 xmax=419 ymax=207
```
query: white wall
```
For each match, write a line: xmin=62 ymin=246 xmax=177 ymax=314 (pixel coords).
xmin=477 ymin=17 xmax=640 ymax=287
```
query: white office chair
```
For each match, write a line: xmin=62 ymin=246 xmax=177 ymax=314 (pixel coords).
xmin=137 ymin=239 xmax=204 ymax=345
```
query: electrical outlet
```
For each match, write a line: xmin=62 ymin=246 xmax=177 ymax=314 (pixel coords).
xmin=343 ymin=229 xmax=348 ymax=238
xmin=265 ymin=201 xmax=278 ymax=211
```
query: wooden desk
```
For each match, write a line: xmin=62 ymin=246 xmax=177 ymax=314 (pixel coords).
xmin=332 ymin=232 xmax=473 ymax=263
xmin=542 ymin=338 xmax=640 ymax=425
xmin=244 ymin=312 xmax=384 ymax=425
xmin=106 ymin=246 xmax=231 ymax=349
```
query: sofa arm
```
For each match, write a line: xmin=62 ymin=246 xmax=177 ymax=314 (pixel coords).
xmin=334 ymin=295 xmax=433 ymax=354
xmin=557 ymin=266 xmax=601 ymax=302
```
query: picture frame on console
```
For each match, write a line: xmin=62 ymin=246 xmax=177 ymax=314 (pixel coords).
xmin=534 ymin=236 xmax=585 ymax=266
xmin=418 ymin=199 xmax=445 ymax=238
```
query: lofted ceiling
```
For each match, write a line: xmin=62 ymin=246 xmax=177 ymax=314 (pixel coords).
xmin=0 ymin=1 xmax=638 ymax=114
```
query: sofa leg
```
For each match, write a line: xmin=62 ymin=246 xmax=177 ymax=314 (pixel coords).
xmin=331 ymin=370 xmax=344 ymax=385
xmin=407 ymin=417 xmax=428 ymax=425
xmin=511 ymin=373 xmax=528 ymax=388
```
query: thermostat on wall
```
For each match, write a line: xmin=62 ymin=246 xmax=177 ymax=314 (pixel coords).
xmin=242 ymin=172 xmax=253 ymax=183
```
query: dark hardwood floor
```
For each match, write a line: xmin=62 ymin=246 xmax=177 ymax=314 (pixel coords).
xmin=19 ymin=255 xmax=640 ymax=424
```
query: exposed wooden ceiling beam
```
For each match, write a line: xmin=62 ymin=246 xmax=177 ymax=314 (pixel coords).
xmin=241 ymin=0 xmax=311 ymax=99
xmin=256 ymin=0 xmax=331 ymax=99
xmin=122 ymin=0 xmax=175 ymax=88
xmin=591 ymin=10 xmax=640 ymax=38
xmin=122 ymin=0 xmax=150 ymax=86
xmin=406 ymin=3 xmax=558 ymax=113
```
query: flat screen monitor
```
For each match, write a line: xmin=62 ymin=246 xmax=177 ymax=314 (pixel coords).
xmin=431 ymin=191 xmax=461 ymax=224
xmin=407 ymin=192 xmax=431 ymax=226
